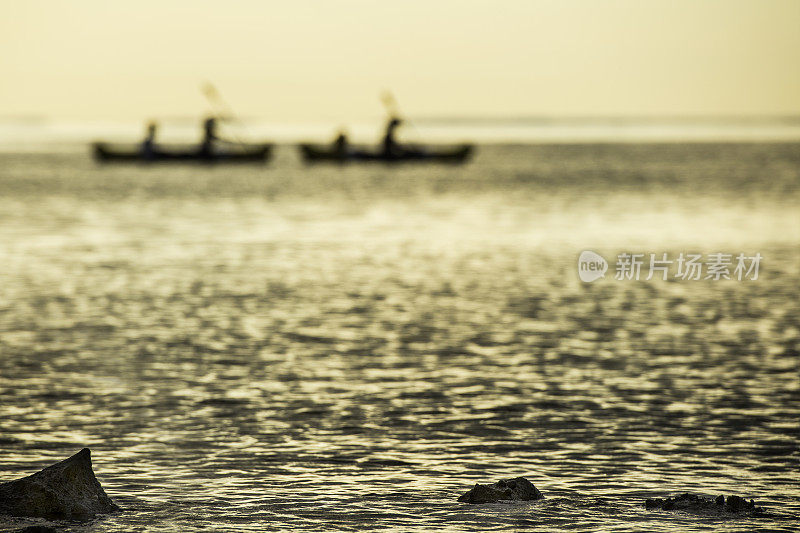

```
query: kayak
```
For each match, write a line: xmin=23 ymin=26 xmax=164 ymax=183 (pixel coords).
xmin=92 ymin=142 xmax=273 ymax=163
xmin=298 ymin=143 xmax=474 ymax=164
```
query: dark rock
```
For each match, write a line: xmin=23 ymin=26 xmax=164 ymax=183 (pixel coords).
xmin=458 ymin=477 xmax=544 ymax=504
xmin=0 ymin=448 xmax=119 ymax=519
xmin=644 ymin=493 xmax=766 ymax=516
xmin=725 ymin=495 xmax=751 ymax=512
xmin=17 ymin=527 xmax=59 ymax=533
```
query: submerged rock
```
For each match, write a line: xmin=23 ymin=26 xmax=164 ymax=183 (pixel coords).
xmin=0 ymin=448 xmax=119 ymax=519
xmin=458 ymin=477 xmax=544 ymax=504
xmin=645 ymin=493 xmax=766 ymax=516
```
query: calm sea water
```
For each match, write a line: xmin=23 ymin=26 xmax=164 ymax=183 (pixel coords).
xmin=0 ymin=143 xmax=798 ymax=532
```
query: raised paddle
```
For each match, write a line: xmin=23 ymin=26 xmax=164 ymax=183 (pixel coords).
xmin=201 ymin=82 xmax=249 ymax=145
xmin=379 ymin=90 xmax=423 ymax=147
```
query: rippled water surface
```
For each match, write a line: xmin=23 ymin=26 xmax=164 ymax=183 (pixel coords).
xmin=0 ymin=144 xmax=799 ymax=532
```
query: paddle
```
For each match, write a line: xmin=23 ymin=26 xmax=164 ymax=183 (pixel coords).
xmin=201 ymin=82 xmax=249 ymax=145
xmin=379 ymin=90 xmax=423 ymax=148
xmin=380 ymin=90 xmax=400 ymax=118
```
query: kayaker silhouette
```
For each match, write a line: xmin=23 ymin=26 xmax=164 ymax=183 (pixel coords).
xmin=141 ymin=121 xmax=158 ymax=159
xmin=332 ymin=129 xmax=349 ymax=157
xmin=200 ymin=117 xmax=218 ymax=157
xmin=381 ymin=117 xmax=403 ymax=157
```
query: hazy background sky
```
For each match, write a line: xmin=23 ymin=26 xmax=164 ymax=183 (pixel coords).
xmin=1 ymin=0 xmax=798 ymax=121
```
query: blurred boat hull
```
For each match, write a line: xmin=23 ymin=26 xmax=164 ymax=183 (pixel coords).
xmin=298 ymin=143 xmax=473 ymax=164
xmin=92 ymin=142 xmax=272 ymax=164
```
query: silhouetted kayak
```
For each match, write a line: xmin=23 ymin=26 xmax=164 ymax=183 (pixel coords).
xmin=92 ymin=142 xmax=272 ymax=163
xmin=298 ymin=143 xmax=473 ymax=164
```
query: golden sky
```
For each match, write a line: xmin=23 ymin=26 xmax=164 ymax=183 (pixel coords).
xmin=1 ymin=0 xmax=798 ymax=121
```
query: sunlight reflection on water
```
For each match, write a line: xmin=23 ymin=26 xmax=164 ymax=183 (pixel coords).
xmin=0 ymin=144 xmax=798 ymax=532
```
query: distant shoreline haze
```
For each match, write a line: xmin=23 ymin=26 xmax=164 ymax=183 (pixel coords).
xmin=1 ymin=117 xmax=800 ymax=148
